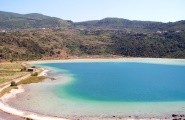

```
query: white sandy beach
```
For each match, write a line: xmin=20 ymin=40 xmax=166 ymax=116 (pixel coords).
xmin=28 ymin=58 xmax=185 ymax=66
xmin=1 ymin=58 xmax=185 ymax=120
xmin=0 ymin=69 xmax=68 ymax=120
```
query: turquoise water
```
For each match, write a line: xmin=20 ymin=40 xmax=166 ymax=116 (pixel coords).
xmin=7 ymin=60 xmax=185 ymax=118
xmin=39 ymin=62 xmax=185 ymax=102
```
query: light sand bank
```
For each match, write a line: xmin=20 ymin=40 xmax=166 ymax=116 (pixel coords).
xmin=28 ymin=58 xmax=185 ymax=66
xmin=0 ymin=69 xmax=68 ymax=120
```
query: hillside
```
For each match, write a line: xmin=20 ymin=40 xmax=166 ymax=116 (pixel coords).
xmin=0 ymin=11 xmax=71 ymax=30
xmin=75 ymin=18 xmax=185 ymax=33
xmin=1 ymin=28 xmax=185 ymax=60
xmin=0 ymin=28 xmax=113 ymax=60
xmin=1 ymin=11 xmax=185 ymax=33
xmin=0 ymin=11 xmax=185 ymax=60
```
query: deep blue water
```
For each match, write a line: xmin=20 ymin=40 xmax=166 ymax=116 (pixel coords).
xmin=39 ymin=62 xmax=185 ymax=102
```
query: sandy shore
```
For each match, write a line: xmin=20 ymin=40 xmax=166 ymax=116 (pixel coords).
xmin=28 ymin=58 xmax=185 ymax=66
xmin=0 ymin=69 xmax=69 ymax=120
xmin=0 ymin=109 xmax=24 ymax=120
xmin=1 ymin=58 xmax=185 ymax=120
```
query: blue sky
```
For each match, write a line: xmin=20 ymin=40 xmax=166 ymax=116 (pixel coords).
xmin=0 ymin=0 xmax=185 ymax=22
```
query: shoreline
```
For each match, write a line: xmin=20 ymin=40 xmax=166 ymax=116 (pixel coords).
xmin=1 ymin=58 xmax=185 ymax=120
xmin=27 ymin=57 xmax=185 ymax=66
xmin=0 ymin=69 xmax=69 ymax=120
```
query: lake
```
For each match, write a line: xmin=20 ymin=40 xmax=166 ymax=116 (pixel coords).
xmin=6 ymin=59 xmax=185 ymax=119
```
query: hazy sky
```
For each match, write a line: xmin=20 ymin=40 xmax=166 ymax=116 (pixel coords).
xmin=0 ymin=0 xmax=185 ymax=22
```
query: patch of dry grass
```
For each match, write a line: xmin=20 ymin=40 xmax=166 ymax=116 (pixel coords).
xmin=0 ymin=62 xmax=28 ymax=84
xmin=0 ymin=76 xmax=45 ymax=97
xmin=0 ymin=79 xmax=5 ymax=83
xmin=0 ymin=62 xmax=46 ymax=97
xmin=0 ymin=86 xmax=18 ymax=97
xmin=0 ymin=73 xmax=46 ymax=97
xmin=0 ymin=62 xmax=46 ymax=100
xmin=17 ymin=76 xmax=46 ymax=85
xmin=0 ymin=62 xmax=23 ymax=71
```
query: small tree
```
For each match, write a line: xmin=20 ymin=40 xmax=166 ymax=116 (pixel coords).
xmin=10 ymin=81 xmax=17 ymax=86
xmin=31 ymin=72 xmax=38 ymax=76
xmin=21 ymin=66 xmax=27 ymax=71
xmin=31 ymin=66 xmax=36 ymax=68
xmin=10 ymin=59 xmax=14 ymax=63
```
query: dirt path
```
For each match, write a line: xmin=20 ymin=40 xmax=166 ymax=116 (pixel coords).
xmin=0 ymin=74 xmax=31 ymax=120
xmin=0 ymin=73 xmax=31 ymax=91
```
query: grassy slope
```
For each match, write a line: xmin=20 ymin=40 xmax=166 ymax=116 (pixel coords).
xmin=0 ymin=62 xmax=46 ymax=97
xmin=0 ymin=11 xmax=71 ymax=30
xmin=0 ymin=62 xmax=27 ymax=84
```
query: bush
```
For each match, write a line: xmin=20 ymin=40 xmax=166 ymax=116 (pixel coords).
xmin=10 ymin=59 xmax=14 ymax=63
xmin=31 ymin=72 xmax=38 ymax=76
xmin=25 ymin=117 xmax=33 ymax=120
xmin=21 ymin=66 xmax=27 ymax=71
xmin=10 ymin=81 xmax=17 ymax=86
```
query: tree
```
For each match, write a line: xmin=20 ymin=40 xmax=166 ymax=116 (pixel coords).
xmin=10 ymin=81 xmax=17 ymax=86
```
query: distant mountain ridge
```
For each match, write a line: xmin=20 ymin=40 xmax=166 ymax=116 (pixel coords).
xmin=75 ymin=17 xmax=185 ymax=33
xmin=0 ymin=11 xmax=71 ymax=30
xmin=0 ymin=11 xmax=185 ymax=32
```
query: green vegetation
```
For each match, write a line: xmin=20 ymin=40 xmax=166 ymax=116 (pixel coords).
xmin=24 ymin=118 xmax=33 ymax=120
xmin=0 ymin=76 xmax=45 ymax=97
xmin=0 ymin=11 xmax=71 ymax=30
xmin=0 ymin=86 xmax=18 ymax=97
xmin=17 ymin=76 xmax=45 ymax=85
xmin=10 ymin=81 xmax=17 ymax=86
xmin=31 ymin=72 xmax=38 ymax=76
xmin=0 ymin=62 xmax=24 ymax=70
xmin=111 ymin=31 xmax=185 ymax=58
xmin=1 ymin=28 xmax=185 ymax=60
xmin=0 ymin=62 xmax=28 ymax=84
xmin=0 ymin=62 xmax=45 ymax=97
xmin=0 ymin=11 xmax=185 ymax=59
xmin=75 ymin=18 xmax=185 ymax=33
xmin=21 ymin=66 xmax=27 ymax=71
xmin=0 ymin=79 xmax=4 ymax=83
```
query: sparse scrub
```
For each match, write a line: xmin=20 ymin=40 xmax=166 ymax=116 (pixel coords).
xmin=21 ymin=66 xmax=27 ymax=71
xmin=0 ymin=62 xmax=29 ymax=84
xmin=31 ymin=72 xmax=38 ymax=76
xmin=17 ymin=76 xmax=46 ymax=85
xmin=0 ymin=86 xmax=18 ymax=97
xmin=10 ymin=81 xmax=17 ymax=86
xmin=0 ymin=16 xmax=185 ymax=60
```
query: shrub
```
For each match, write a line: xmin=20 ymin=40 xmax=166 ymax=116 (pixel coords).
xmin=25 ymin=117 xmax=33 ymax=120
xmin=31 ymin=72 xmax=38 ymax=76
xmin=10 ymin=81 xmax=17 ymax=86
xmin=21 ymin=66 xmax=27 ymax=71
xmin=10 ymin=59 xmax=14 ymax=63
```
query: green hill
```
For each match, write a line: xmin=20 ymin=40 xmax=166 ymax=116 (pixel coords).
xmin=0 ymin=11 xmax=71 ymax=30
xmin=1 ymin=28 xmax=185 ymax=60
xmin=75 ymin=18 xmax=185 ymax=33
xmin=0 ymin=11 xmax=185 ymax=60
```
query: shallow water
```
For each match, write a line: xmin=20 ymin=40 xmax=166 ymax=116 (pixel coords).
xmin=51 ymin=62 xmax=185 ymax=102
xmin=6 ymin=60 xmax=185 ymax=118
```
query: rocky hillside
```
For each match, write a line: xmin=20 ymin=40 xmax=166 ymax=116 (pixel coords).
xmin=0 ymin=11 xmax=185 ymax=60
xmin=1 ymin=27 xmax=185 ymax=60
xmin=0 ymin=11 xmax=71 ymax=30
